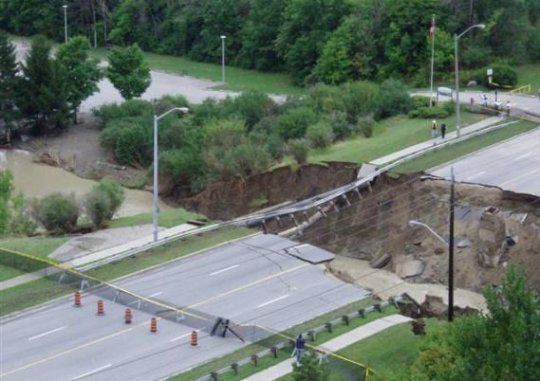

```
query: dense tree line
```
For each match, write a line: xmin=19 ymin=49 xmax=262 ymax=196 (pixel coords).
xmin=1 ymin=0 xmax=538 ymax=85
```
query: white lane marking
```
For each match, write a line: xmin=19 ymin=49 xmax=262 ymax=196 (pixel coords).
xmin=148 ymin=291 xmax=163 ymax=298
xmin=28 ymin=326 xmax=66 ymax=341
xmin=515 ymin=151 xmax=533 ymax=161
xmin=465 ymin=171 xmax=486 ymax=181
xmin=72 ymin=364 xmax=112 ymax=380
xmin=170 ymin=330 xmax=199 ymax=342
xmin=257 ymin=294 xmax=290 ymax=309
xmin=499 ymin=166 xmax=540 ymax=187
xmin=209 ymin=264 xmax=239 ymax=276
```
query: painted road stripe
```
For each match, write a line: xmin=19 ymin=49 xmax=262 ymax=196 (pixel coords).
xmin=72 ymin=364 xmax=112 ymax=380
xmin=465 ymin=170 xmax=486 ymax=181
xmin=209 ymin=264 xmax=239 ymax=276
xmin=148 ymin=291 xmax=163 ymax=298
xmin=257 ymin=294 xmax=290 ymax=309
xmin=499 ymin=166 xmax=540 ymax=187
xmin=515 ymin=151 xmax=533 ymax=160
xmin=170 ymin=330 xmax=199 ymax=342
xmin=28 ymin=327 xmax=66 ymax=341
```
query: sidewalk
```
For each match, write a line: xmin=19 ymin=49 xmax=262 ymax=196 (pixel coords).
xmin=370 ymin=116 xmax=501 ymax=166
xmin=243 ymin=314 xmax=412 ymax=381
xmin=0 ymin=223 xmax=197 ymax=290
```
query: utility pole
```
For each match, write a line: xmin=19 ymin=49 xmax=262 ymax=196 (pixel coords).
xmin=448 ymin=167 xmax=455 ymax=322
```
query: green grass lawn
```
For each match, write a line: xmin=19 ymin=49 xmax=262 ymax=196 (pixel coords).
xmin=169 ymin=302 xmax=395 ymax=381
xmin=307 ymin=112 xmax=486 ymax=164
xmin=0 ymin=237 xmax=68 ymax=281
xmin=109 ymin=207 xmax=207 ymax=229
xmin=91 ymin=48 xmax=302 ymax=96
xmin=516 ymin=64 xmax=540 ymax=92
xmin=393 ymin=119 xmax=537 ymax=174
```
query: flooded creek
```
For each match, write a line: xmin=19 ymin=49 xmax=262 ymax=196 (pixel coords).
xmin=0 ymin=149 xmax=168 ymax=217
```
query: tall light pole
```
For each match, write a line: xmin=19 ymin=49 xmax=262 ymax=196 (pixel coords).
xmin=62 ymin=4 xmax=68 ymax=43
xmin=409 ymin=167 xmax=456 ymax=322
xmin=153 ymin=107 xmax=189 ymax=242
xmin=220 ymin=35 xmax=226 ymax=83
xmin=454 ymin=23 xmax=485 ymax=137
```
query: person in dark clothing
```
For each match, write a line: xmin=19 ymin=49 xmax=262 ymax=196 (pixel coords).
xmin=440 ymin=123 xmax=447 ymax=139
xmin=292 ymin=334 xmax=305 ymax=363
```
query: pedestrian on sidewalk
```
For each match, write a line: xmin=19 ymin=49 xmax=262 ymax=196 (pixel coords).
xmin=431 ymin=119 xmax=438 ymax=140
xmin=291 ymin=334 xmax=305 ymax=363
xmin=440 ymin=123 xmax=447 ymax=139
xmin=505 ymin=101 xmax=511 ymax=117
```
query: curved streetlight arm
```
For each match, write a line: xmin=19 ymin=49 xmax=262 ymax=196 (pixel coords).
xmin=456 ymin=23 xmax=486 ymax=39
xmin=408 ymin=220 xmax=448 ymax=245
xmin=155 ymin=107 xmax=189 ymax=122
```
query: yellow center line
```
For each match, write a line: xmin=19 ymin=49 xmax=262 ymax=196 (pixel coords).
xmin=1 ymin=263 xmax=309 ymax=377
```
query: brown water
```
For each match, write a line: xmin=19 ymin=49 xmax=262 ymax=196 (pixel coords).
xmin=0 ymin=149 xmax=169 ymax=217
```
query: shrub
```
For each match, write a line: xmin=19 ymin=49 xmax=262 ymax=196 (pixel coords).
xmin=357 ymin=116 xmax=375 ymax=138
xmin=484 ymin=63 xmax=518 ymax=88
xmin=160 ymin=148 xmax=206 ymax=193
xmin=409 ymin=106 xmax=449 ymax=119
xmin=9 ymin=193 xmax=37 ymax=236
xmin=94 ymin=99 xmax=153 ymax=127
xmin=412 ymin=96 xmax=430 ymax=109
xmin=288 ymin=139 xmax=310 ymax=164
xmin=34 ymin=193 xmax=79 ymax=233
xmin=341 ymin=81 xmax=380 ymax=123
xmin=275 ymin=107 xmax=319 ymax=141
xmin=306 ymin=120 xmax=334 ymax=149
xmin=376 ymin=79 xmax=413 ymax=119
xmin=305 ymin=84 xmax=346 ymax=114
xmin=328 ymin=111 xmax=351 ymax=140
xmin=225 ymin=91 xmax=277 ymax=130
xmin=85 ymin=179 xmax=124 ymax=228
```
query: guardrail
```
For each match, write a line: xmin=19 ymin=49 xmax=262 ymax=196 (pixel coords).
xmin=510 ymin=84 xmax=532 ymax=94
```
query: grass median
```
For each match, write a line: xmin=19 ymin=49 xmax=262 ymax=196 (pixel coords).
xmin=169 ymin=298 xmax=393 ymax=381
xmin=392 ymin=119 xmax=538 ymax=174
xmin=108 ymin=208 xmax=207 ymax=229
xmin=0 ymin=226 xmax=254 ymax=316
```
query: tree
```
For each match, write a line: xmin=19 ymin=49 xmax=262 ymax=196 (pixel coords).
xmin=292 ymin=352 xmax=329 ymax=381
xmin=408 ymin=265 xmax=540 ymax=381
xmin=0 ymin=170 xmax=13 ymax=235
xmin=33 ymin=193 xmax=80 ymax=234
xmin=106 ymin=43 xmax=150 ymax=100
xmin=0 ymin=32 xmax=19 ymax=141
xmin=17 ymin=36 xmax=71 ymax=135
xmin=56 ymin=36 xmax=102 ymax=121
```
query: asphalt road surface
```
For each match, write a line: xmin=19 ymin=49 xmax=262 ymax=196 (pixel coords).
xmin=430 ymin=127 xmax=540 ymax=196
xmin=0 ymin=235 xmax=369 ymax=381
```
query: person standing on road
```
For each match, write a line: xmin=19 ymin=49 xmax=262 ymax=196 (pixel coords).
xmin=292 ymin=334 xmax=305 ymax=363
xmin=440 ymin=123 xmax=447 ymax=139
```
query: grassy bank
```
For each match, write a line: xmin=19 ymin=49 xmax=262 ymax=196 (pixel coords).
xmin=516 ymin=64 xmax=540 ymax=92
xmin=393 ymin=119 xmax=537 ymax=174
xmin=0 ymin=237 xmax=67 ymax=281
xmin=91 ymin=48 xmax=302 ymax=96
xmin=307 ymin=112 xmax=486 ymax=164
xmin=169 ymin=299 xmax=392 ymax=381
xmin=0 ymin=226 xmax=253 ymax=316
xmin=109 ymin=208 xmax=207 ymax=229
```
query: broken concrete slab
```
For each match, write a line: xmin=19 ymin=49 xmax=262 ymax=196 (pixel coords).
xmin=284 ymin=243 xmax=335 ymax=264
xmin=396 ymin=259 xmax=425 ymax=278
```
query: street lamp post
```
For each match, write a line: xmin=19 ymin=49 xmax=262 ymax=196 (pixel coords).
xmin=220 ymin=35 xmax=226 ymax=83
xmin=153 ymin=107 xmax=189 ymax=242
xmin=409 ymin=167 xmax=456 ymax=321
xmin=454 ymin=24 xmax=485 ymax=137
xmin=62 ymin=4 xmax=68 ymax=43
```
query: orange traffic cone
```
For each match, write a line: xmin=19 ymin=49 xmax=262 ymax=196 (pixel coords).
xmin=97 ymin=300 xmax=105 ymax=315
xmin=74 ymin=291 xmax=81 ymax=307
xmin=124 ymin=308 xmax=133 ymax=324
xmin=150 ymin=317 xmax=157 ymax=333
xmin=191 ymin=330 xmax=198 ymax=346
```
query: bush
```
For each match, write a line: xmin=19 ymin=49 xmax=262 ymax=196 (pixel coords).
xmin=341 ymin=81 xmax=380 ymax=123
xmin=482 ymin=63 xmax=518 ymax=87
xmin=275 ymin=107 xmax=319 ymax=141
xmin=357 ymin=116 xmax=375 ymax=138
xmin=411 ymin=96 xmax=430 ymax=109
xmin=9 ymin=193 xmax=37 ymax=236
xmin=328 ymin=111 xmax=351 ymax=140
xmin=409 ymin=106 xmax=449 ymax=119
xmin=94 ymin=99 xmax=153 ymax=127
xmin=288 ymin=139 xmax=310 ymax=164
xmin=225 ymin=91 xmax=277 ymax=130
xmin=34 ymin=193 xmax=79 ymax=233
xmin=376 ymin=79 xmax=413 ymax=119
xmin=306 ymin=120 xmax=334 ymax=149
xmin=100 ymin=116 xmax=152 ymax=166
xmin=85 ymin=179 xmax=125 ymax=228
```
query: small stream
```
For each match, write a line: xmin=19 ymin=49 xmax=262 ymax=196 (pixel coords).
xmin=0 ymin=149 xmax=169 ymax=217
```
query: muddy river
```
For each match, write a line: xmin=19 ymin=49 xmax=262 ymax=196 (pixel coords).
xmin=0 ymin=149 xmax=169 ymax=217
